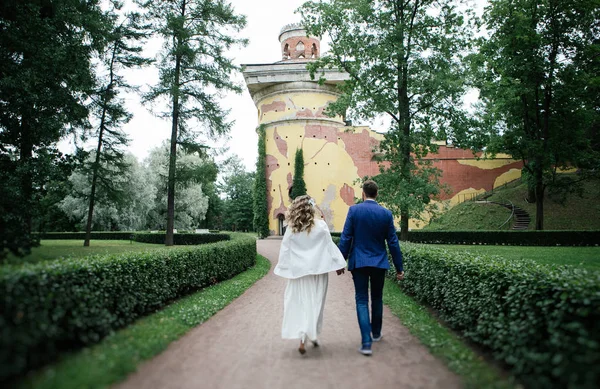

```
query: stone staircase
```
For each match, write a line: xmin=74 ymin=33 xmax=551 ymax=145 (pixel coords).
xmin=490 ymin=201 xmax=531 ymax=230
xmin=475 ymin=200 xmax=531 ymax=230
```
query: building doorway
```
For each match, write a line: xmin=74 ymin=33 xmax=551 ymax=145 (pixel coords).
xmin=277 ymin=214 xmax=286 ymax=236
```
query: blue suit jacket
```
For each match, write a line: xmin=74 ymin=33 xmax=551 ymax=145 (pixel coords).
xmin=338 ymin=200 xmax=403 ymax=272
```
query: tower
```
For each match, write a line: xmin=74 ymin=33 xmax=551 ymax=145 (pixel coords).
xmin=243 ymin=23 xmax=383 ymax=235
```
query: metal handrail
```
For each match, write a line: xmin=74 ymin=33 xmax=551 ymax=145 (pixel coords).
xmin=498 ymin=200 xmax=515 ymax=230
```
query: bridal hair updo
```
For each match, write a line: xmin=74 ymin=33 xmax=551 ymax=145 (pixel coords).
xmin=287 ymin=195 xmax=315 ymax=233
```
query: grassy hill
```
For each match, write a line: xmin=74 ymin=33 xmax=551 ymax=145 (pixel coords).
xmin=424 ymin=176 xmax=600 ymax=231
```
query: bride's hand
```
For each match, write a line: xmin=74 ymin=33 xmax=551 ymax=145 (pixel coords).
xmin=336 ymin=269 xmax=345 ymax=275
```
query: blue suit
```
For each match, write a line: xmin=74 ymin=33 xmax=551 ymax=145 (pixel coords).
xmin=338 ymin=199 xmax=403 ymax=347
xmin=338 ymin=200 xmax=403 ymax=272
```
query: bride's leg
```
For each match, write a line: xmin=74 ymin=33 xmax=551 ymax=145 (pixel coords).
xmin=298 ymin=333 xmax=306 ymax=354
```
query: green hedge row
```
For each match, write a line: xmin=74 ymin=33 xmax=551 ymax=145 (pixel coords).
xmin=36 ymin=231 xmax=135 ymax=240
xmin=34 ymin=232 xmax=230 ymax=245
xmin=0 ymin=237 xmax=256 ymax=382
xmin=132 ymin=233 xmax=230 ymax=245
xmin=392 ymin=244 xmax=600 ymax=388
xmin=330 ymin=230 xmax=600 ymax=246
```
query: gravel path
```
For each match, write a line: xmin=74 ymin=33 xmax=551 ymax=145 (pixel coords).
xmin=115 ymin=239 xmax=462 ymax=389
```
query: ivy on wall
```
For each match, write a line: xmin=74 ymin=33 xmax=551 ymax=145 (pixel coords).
xmin=253 ymin=124 xmax=270 ymax=238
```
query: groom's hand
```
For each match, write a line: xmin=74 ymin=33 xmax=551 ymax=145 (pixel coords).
xmin=336 ymin=269 xmax=345 ymax=275
xmin=396 ymin=271 xmax=405 ymax=281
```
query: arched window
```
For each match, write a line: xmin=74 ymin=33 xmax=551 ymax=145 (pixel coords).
xmin=283 ymin=43 xmax=290 ymax=59
xmin=296 ymin=41 xmax=305 ymax=52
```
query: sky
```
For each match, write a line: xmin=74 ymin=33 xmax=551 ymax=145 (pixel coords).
xmin=60 ymin=0 xmax=487 ymax=172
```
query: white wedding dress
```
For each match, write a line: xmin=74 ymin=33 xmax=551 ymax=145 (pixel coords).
xmin=274 ymin=219 xmax=347 ymax=342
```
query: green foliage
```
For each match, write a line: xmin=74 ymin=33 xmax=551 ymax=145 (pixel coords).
xmin=290 ymin=148 xmax=307 ymax=200
xmin=0 ymin=236 xmax=256 ymax=382
xmin=253 ymin=125 xmax=270 ymax=238
xmin=0 ymin=0 xmax=108 ymax=258
xmin=473 ymin=0 xmax=600 ymax=229
xmin=220 ymin=155 xmax=255 ymax=231
xmin=395 ymin=244 xmax=600 ymax=388
xmin=61 ymin=153 xmax=155 ymax=232
xmin=15 ymin=255 xmax=270 ymax=389
xmin=132 ymin=233 xmax=230 ymax=245
xmin=145 ymin=144 xmax=216 ymax=231
xmin=301 ymin=0 xmax=476 ymax=238
xmin=383 ymin=282 xmax=513 ymax=389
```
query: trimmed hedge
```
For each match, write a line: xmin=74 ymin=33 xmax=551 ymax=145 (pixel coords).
xmin=330 ymin=230 xmax=600 ymax=246
xmin=392 ymin=244 xmax=600 ymax=388
xmin=0 ymin=237 xmax=256 ymax=382
xmin=33 ymin=232 xmax=230 ymax=245
xmin=36 ymin=232 xmax=135 ymax=240
xmin=132 ymin=233 xmax=230 ymax=245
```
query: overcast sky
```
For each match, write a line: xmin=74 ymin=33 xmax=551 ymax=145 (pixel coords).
xmin=61 ymin=0 xmax=487 ymax=171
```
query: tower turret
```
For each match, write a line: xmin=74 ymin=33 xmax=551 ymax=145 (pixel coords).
xmin=279 ymin=23 xmax=320 ymax=61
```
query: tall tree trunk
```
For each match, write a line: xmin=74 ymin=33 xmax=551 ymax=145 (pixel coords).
xmin=19 ymin=117 xmax=34 ymax=237
xmin=85 ymin=42 xmax=117 ymax=247
xmin=398 ymin=66 xmax=411 ymax=241
xmin=534 ymin=161 xmax=544 ymax=230
xmin=84 ymin=104 xmax=107 ymax=247
xmin=166 ymin=64 xmax=181 ymax=246
xmin=166 ymin=31 xmax=184 ymax=245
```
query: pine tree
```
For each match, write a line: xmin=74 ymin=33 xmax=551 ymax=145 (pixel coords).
xmin=290 ymin=148 xmax=307 ymax=200
xmin=141 ymin=0 xmax=247 ymax=245
xmin=83 ymin=6 xmax=151 ymax=246
xmin=253 ymin=125 xmax=270 ymax=238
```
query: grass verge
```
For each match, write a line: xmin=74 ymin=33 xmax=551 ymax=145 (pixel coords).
xmin=16 ymin=254 xmax=271 ymax=389
xmin=383 ymin=281 xmax=515 ymax=389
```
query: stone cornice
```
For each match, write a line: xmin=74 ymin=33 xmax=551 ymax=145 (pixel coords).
xmin=242 ymin=62 xmax=348 ymax=102
xmin=250 ymin=81 xmax=342 ymax=105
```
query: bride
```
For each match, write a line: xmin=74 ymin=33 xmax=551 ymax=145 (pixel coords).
xmin=274 ymin=195 xmax=346 ymax=355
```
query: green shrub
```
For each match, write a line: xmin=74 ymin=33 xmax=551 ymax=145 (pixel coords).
xmin=132 ymin=233 xmax=230 ymax=245
xmin=330 ymin=230 xmax=600 ymax=246
xmin=393 ymin=244 xmax=600 ymax=388
xmin=0 ymin=237 xmax=256 ymax=382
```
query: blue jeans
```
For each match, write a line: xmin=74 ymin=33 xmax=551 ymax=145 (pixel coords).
xmin=351 ymin=267 xmax=386 ymax=346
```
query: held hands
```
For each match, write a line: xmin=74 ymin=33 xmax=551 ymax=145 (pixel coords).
xmin=396 ymin=271 xmax=405 ymax=281
xmin=336 ymin=268 xmax=345 ymax=276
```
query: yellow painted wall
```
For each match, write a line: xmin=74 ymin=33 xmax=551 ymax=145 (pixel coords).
xmin=256 ymin=88 xmax=524 ymax=234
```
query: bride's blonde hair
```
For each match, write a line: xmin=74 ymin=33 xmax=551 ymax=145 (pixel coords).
xmin=287 ymin=195 xmax=315 ymax=233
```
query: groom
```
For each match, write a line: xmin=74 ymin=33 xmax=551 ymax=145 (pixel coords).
xmin=337 ymin=180 xmax=404 ymax=356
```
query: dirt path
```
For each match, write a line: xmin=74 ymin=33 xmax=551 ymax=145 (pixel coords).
xmin=115 ymin=239 xmax=461 ymax=389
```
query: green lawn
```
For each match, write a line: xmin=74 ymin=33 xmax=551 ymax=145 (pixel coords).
xmin=4 ymin=240 xmax=171 ymax=266
xmin=426 ymin=244 xmax=600 ymax=270
xmin=15 ymin=254 xmax=271 ymax=389
xmin=425 ymin=201 xmax=513 ymax=231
